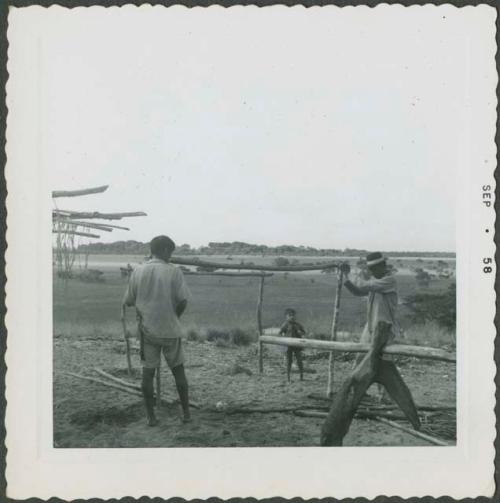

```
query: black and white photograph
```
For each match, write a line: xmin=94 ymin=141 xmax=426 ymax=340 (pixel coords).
xmin=4 ymin=3 xmax=496 ymax=500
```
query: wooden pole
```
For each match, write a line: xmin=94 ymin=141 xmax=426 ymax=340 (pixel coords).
xmin=259 ymin=335 xmax=456 ymax=363
xmin=170 ymin=257 xmax=339 ymax=272
xmin=63 ymin=372 xmax=142 ymax=397
xmin=184 ymin=271 xmax=273 ymax=278
xmin=52 ymin=185 xmax=109 ymax=198
xmin=293 ymin=410 xmax=451 ymax=446
xmin=156 ymin=363 xmax=161 ymax=412
xmin=327 ymin=270 xmax=344 ymax=397
xmin=374 ymin=417 xmax=451 ymax=446
xmin=94 ymin=368 xmax=141 ymax=391
xmin=121 ymin=308 xmax=133 ymax=376
xmin=53 ymin=210 xmax=147 ymax=220
xmin=53 ymin=218 xmax=131 ymax=231
xmin=53 ymin=219 xmax=114 ymax=232
xmin=257 ymin=276 xmax=265 ymax=373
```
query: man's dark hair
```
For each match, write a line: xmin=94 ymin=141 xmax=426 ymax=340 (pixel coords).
xmin=285 ymin=308 xmax=296 ymax=316
xmin=150 ymin=235 xmax=176 ymax=257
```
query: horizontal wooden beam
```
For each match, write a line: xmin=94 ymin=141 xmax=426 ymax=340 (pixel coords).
xmin=170 ymin=257 xmax=338 ymax=272
xmin=259 ymin=335 xmax=456 ymax=363
xmin=53 ymin=210 xmax=147 ymax=221
xmin=52 ymin=229 xmax=100 ymax=239
xmin=56 ymin=219 xmax=131 ymax=231
xmin=54 ymin=219 xmax=114 ymax=232
xmin=184 ymin=271 xmax=273 ymax=278
xmin=52 ymin=185 xmax=109 ymax=198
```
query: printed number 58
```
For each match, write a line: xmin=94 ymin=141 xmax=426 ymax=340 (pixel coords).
xmin=483 ymin=257 xmax=493 ymax=273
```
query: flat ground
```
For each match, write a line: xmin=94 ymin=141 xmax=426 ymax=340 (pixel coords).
xmin=53 ymin=255 xmax=456 ymax=448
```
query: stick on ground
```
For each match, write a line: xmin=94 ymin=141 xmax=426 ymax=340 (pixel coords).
xmin=94 ymin=368 xmax=141 ymax=392
xmin=374 ymin=417 xmax=451 ymax=446
xmin=63 ymin=371 xmax=143 ymax=397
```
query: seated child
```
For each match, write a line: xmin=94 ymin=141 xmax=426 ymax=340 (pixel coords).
xmin=279 ymin=308 xmax=305 ymax=382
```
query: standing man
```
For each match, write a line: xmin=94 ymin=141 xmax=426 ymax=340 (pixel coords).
xmin=340 ymin=251 xmax=400 ymax=399
xmin=121 ymin=235 xmax=191 ymax=426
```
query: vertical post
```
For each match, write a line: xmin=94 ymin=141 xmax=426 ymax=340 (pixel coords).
xmin=327 ymin=269 xmax=344 ymax=397
xmin=121 ymin=307 xmax=133 ymax=377
xmin=156 ymin=361 xmax=161 ymax=412
xmin=257 ymin=275 xmax=265 ymax=373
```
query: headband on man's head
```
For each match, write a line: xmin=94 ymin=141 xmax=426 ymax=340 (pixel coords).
xmin=366 ymin=252 xmax=386 ymax=267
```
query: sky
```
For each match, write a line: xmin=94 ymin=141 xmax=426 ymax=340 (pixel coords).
xmin=14 ymin=6 xmax=494 ymax=251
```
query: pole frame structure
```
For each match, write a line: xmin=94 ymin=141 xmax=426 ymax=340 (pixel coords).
xmin=257 ymin=275 xmax=266 ymax=373
xmin=327 ymin=269 xmax=344 ymax=397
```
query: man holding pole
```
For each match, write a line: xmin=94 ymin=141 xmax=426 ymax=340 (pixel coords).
xmin=340 ymin=252 xmax=400 ymax=399
xmin=121 ymin=235 xmax=191 ymax=426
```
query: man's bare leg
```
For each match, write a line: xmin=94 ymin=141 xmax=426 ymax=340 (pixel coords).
xmin=296 ymin=350 xmax=304 ymax=381
xmin=142 ymin=367 xmax=158 ymax=426
xmin=286 ymin=349 xmax=293 ymax=382
xmin=172 ymin=364 xmax=191 ymax=422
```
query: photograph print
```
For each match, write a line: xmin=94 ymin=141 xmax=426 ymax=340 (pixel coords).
xmin=4 ymin=3 xmax=496 ymax=500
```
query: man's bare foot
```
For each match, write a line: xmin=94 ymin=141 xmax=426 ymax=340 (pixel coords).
xmin=147 ymin=415 xmax=159 ymax=427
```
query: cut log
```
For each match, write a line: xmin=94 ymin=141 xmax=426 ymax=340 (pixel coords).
xmin=52 ymin=185 xmax=109 ymax=198
xmin=260 ymin=335 xmax=456 ymax=363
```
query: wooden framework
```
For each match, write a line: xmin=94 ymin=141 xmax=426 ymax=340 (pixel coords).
xmin=52 ymin=185 xmax=146 ymax=278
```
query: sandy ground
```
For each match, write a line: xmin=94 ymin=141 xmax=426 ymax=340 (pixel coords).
xmin=54 ymin=335 xmax=456 ymax=448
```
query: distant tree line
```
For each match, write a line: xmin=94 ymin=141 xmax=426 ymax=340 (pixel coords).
xmin=76 ymin=240 xmax=455 ymax=258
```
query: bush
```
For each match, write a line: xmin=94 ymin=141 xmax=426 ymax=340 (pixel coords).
xmin=404 ymin=283 xmax=456 ymax=330
xmin=205 ymin=328 xmax=256 ymax=347
xmin=187 ymin=329 xmax=201 ymax=342
xmin=274 ymin=257 xmax=290 ymax=267
xmin=230 ymin=328 xmax=256 ymax=346
xmin=206 ymin=329 xmax=229 ymax=343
